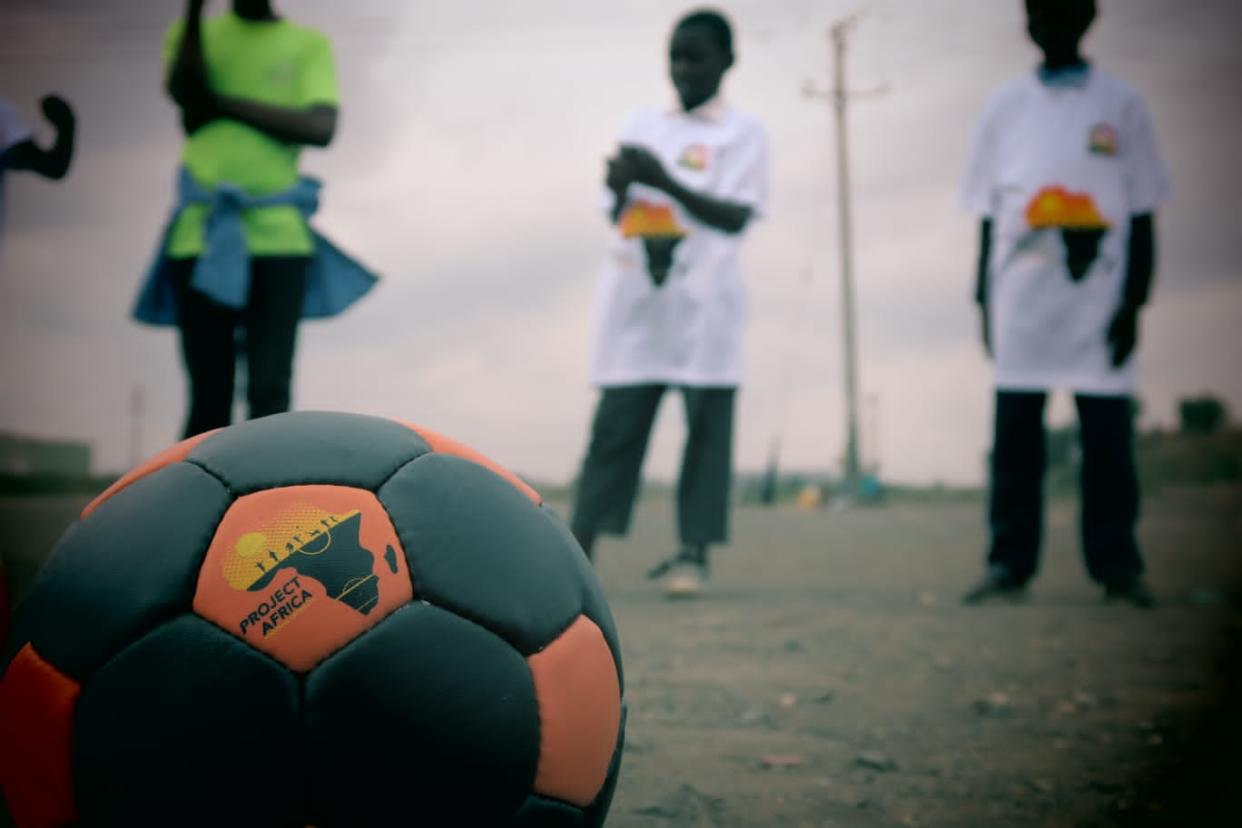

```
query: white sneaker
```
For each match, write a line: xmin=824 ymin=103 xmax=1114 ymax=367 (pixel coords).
xmin=662 ymin=561 xmax=707 ymax=599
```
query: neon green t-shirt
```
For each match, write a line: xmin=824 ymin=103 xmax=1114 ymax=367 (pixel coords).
xmin=163 ymin=13 xmax=338 ymax=258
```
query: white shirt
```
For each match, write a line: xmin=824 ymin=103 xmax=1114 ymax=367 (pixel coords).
xmin=961 ymin=67 xmax=1171 ymax=394
xmin=0 ymin=98 xmax=34 ymax=260
xmin=590 ymin=99 xmax=769 ymax=388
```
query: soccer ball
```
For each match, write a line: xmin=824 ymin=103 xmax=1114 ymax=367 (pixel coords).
xmin=0 ymin=412 xmax=624 ymax=826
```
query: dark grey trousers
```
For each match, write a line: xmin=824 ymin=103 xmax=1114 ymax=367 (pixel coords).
xmin=571 ymin=385 xmax=735 ymax=546
xmin=988 ymin=390 xmax=1143 ymax=586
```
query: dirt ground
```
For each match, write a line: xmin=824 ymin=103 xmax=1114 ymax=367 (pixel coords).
xmin=2 ymin=485 xmax=1240 ymax=827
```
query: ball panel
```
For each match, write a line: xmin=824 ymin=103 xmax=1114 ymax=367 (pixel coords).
xmin=378 ymin=455 xmax=584 ymax=654
xmin=186 ymin=411 xmax=431 ymax=495
xmin=3 ymin=462 xmax=231 ymax=680
xmin=397 ymin=421 xmax=541 ymax=505
xmin=511 ymin=796 xmax=584 ymax=827
xmin=528 ymin=615 xmax=622 ymax=808
xmin=304 ymin=602 xmax=539 ymax=825
xmin=583 ymin=703 xmax=627 ymax=828
xmin=540 ymin=504 xmax=625 ymax=689
xmin=73 ymin=615 xmax=300 ymax=824
xmin=0 ymin=643 xmax=79 ymax=828
xmin=80 ymin=429 xmax=220 ymax=520
xmin=193 ymin=485 xmax=413 ymax=673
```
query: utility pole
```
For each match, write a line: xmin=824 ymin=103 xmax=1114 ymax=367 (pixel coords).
xmin=804 ymin=13 xmax=884 ymax=495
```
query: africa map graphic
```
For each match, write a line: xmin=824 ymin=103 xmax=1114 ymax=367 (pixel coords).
xmin=225 ymin=504 xmax=397 ymax=619
xmin=1026 ymin=186 xmax=1111 ymax=282
xmin=619 ymin=201 xmax=687 ymax=287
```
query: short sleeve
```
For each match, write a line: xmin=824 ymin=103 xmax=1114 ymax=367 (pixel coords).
xmin=717 ymin=119 xmax=770 ymax=218
xmin=1121 ymin=94 xmax=1172 ymax=214
xmin=0 ymin=99 xmax=33 ymax=156
xmin=298 ymin=31 xmax=339 ymax=107
xmin=960 ymin=97 xmax=1000 ymax=217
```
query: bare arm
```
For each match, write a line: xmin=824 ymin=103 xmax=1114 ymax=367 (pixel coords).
xmin=1107 ymin=213 xmax=1156 ymax=367
xmin=1121 ymin=213 xmax=1155 ymax=310
xmin=974 ymin=218 xmax=992 ymax=356
xmin=212 ymin=99 xmax=337 ymax=147
xmin=165 ymin=0 xmax=336 ymax=147
xmin=613 ymin=144 xmax=753 ymax=234
xmin=4 ymin=95 xmax=75 ymax=180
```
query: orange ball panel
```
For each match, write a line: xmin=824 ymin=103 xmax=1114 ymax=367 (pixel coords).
xmin=528 ymin=615 xmax=622 ymax=807
xmin=0 ymin=643 xmax=80 ymax=828
xmin=192 ymin=485 xmax=413 ymax=672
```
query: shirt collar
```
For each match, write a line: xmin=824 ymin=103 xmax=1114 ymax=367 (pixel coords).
xmin=670 ymin=96 xmax=728 ymax=123
xmin=1036 ymin=62 xmax=1092 ymax=89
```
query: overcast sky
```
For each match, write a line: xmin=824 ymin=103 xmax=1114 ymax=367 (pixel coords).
xmin=1 ymin=0 xmax=1239 ymax=485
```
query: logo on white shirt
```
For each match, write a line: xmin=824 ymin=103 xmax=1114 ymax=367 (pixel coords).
xmin=1088 ymin=122 xmax=1118 ymax=156
xmin=676 ymin=143 xmax=710 ymax=172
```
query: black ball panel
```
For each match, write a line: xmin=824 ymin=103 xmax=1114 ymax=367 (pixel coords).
xmin=73 ymin=615 xmax=300 ymax=825
xmin=378 ymin=455 xmax=585 ymax=655
xmin=187 ymin=411 xmax=431 ymax=495
xmin=3 ymin=463 xmax=231 ymax=681
xmin=511 ymin=795 xmax=585 ymax=827
xmin=304 ymin=602 xmax=540 ymax=826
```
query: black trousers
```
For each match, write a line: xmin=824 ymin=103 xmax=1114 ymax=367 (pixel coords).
xmin=170 ymin=257 xmax=309 ymax=439
xmin=988 ymin=390 xmax=1143 ymax=586
xmin=571 ymin=385 xmax=735 ymax=546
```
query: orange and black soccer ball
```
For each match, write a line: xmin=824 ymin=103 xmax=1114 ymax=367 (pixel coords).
xmin=0 ymin=412 xmax=624 ymax=827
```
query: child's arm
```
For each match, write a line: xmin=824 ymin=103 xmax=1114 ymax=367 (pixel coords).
xmin=615 ymin=145 xmax=753 ymax=234
xmin=166 ymin=0 xmax=215 ymax=134
xmin=210 ymin=99 xmax=338 ymax=148
xmin=1107 ymin=213 xmax=1155 ymax=367
xmin=4 ymin=95 xmax=75 ymax=180
xmin=165 ymin=0 xmax=337 ymax=147
xmin=605 ymin=156 xmax=631 ymax=224
xmin=975 ymin=218 xmax=993 ymax=356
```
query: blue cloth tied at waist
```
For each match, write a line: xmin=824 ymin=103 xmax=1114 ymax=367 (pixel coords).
xmin=133 ymin=167 xmax=378 ymax=325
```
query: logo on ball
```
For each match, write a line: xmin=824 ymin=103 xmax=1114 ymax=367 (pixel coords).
xmin=223 ymin=505 xmax=402 ymax=640
xmin=193 ymin=485 xmax=414 ymax=671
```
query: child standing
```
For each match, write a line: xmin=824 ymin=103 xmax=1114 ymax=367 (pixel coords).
xmin=960 ymin=0 xmax=1170 ymax=606
xmin=571 ymin=9 xmax=769 ymax=598
xmin=0 ymin=93 xmax=76 ymax=641
xmin=135 ymin=0 xmax=375 ymax=439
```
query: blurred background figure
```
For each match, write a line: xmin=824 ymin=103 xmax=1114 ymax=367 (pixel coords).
xmin=1 ymin=94 xmax=75 ymax=258
xmin=133 ymin=0 xmax=376 ymax=439
xmin=570 ymin=8 xmax=769 ymax=598
xmin=0 ymin=91 xmax=76 ymax=643
xmin=960 ymin=0 xmax=1170 ymax=608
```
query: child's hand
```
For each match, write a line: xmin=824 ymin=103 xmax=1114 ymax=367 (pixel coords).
xmin=1107 ymin=305 xmax=1138 ymax=367
xmin=605 ymin=156 xmax=632 ymax=193
xmin=618 ymin=144 xmax=672 ymax=191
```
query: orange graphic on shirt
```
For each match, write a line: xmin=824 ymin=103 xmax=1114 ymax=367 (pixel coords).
xmin=619 ymin=201 xmax=687 ymax=239
xmin=1026 ymin=186 xmax=1110 ymax=230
